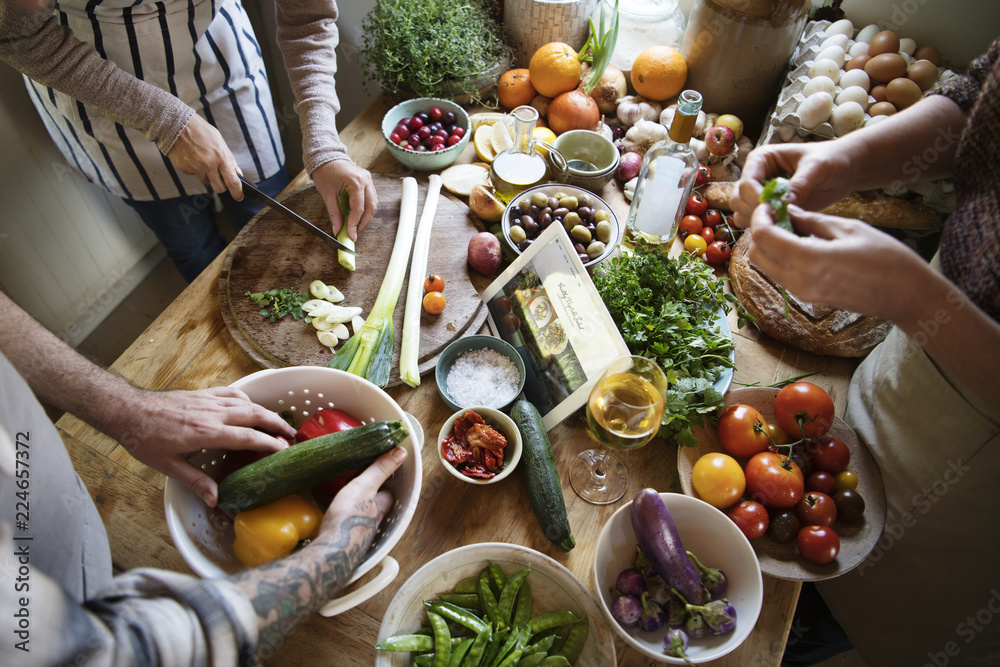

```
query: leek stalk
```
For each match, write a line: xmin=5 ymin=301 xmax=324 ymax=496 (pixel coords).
xmin=336 ymin=191 xmax=356 ymax=271
xmin=400 ymin=174 xmax=443 ymax=387
xmin=329 ymin=177 xmax=418 ymax=387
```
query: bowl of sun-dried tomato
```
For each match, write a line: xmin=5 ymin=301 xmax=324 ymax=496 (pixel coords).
xmin=437 ymin=407 xmax=522 ymax=485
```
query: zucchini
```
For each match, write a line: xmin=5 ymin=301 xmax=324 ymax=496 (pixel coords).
xmin=218 ymin=419 xmax=408 ymax=514
xmin=510 ymin=399 xmax=575 ymax=552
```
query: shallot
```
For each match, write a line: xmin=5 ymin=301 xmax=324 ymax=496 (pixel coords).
xmin=616 ymin=151 xmax=642 ymax=182
xmin=468 ymin=232 xmax=501 ymax=275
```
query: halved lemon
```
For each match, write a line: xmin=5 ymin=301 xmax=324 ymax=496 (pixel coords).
xmin=473 ymin=125 xmax=497 ymax=162
xmin=490 ymin=117 xmax=515 ymax=154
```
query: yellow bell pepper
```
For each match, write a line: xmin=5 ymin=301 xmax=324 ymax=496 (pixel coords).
xmin=233 ymin=495 xmax=323 ymax=567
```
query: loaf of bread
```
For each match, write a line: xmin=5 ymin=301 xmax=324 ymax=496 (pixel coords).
xmin=728 ymin=230 xmax=892 ymax=357
xmin=821 ymin=190 xmax=941 ymax=229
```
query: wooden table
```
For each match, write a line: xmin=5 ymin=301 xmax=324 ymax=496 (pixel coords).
xmin=56 ymin=96 xmax=860 ymax=665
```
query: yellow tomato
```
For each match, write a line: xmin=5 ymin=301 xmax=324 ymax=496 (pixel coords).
xmin=684 ymin=233 xmax=708 ymax=256
xmin=691 ymin=452 xmax=746 ymax=509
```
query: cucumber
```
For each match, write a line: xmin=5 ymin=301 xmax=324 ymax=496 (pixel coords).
xmin=510 ymin=399 xmax=575 ymax=552
xmin=218 ymin=419 xmax=408 ymax=515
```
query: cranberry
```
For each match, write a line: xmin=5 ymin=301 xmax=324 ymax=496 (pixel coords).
xmin=389 ymin=132 xmax=403 ymax=145
xmin=446 ymin=134 xmax=463 ymax=146
xmin=407 ymin=116 xmax=423 ymax=132
xmin=450 ymin=126 xmax=466 ymax=139
xmin=442 ymin=111 xmax=456 ymax=125
xmin=429 ymin=107 xmax=443 ymax=121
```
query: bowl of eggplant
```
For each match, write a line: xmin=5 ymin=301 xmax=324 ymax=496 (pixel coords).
xmin=592 ymin=490 xmax=763 ymax=663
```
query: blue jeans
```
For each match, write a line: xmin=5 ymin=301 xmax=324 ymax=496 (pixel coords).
xmin=125 ymin=167 xmax=291 ymax=282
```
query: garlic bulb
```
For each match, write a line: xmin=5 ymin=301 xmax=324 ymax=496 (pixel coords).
xmin=622 ymin=119 xmax=669 ymax=157
xmin=616 ymin=95 xmax=662 ymax=127
xmin=690 ymin=137 xmax=710 ymax=163
xmin=623 ymin=176 xmax=638 ymax=201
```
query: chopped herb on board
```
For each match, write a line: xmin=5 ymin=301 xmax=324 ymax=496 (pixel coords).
xmin=593 ymin=243 xmax=751 ymax=447
xmin=246 ymin=288 xmax=310 ymax=323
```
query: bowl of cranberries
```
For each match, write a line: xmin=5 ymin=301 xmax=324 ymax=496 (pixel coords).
xmin=382 ymin=97 xmax=471 ymax=171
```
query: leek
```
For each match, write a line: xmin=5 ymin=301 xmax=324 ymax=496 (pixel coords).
xmin=329 ymin=177 xmax=418 ymax=387
xmin=400 ymin=174 xmax=443 ymax=387
xmin=336 ymin=191 xmax=356 ymax=271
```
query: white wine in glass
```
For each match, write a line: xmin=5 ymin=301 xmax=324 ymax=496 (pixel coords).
xmin=570 ymin=355 xmax=667 ymax=504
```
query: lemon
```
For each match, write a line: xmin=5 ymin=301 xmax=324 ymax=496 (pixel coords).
xmin=473 ymin=125 xmax=497 ymax=162
xmin=490 ymin=117 xmax=515 ymax=154
xmin=469 ymin=112 xmax=508 ymax=131
xmin=532 ymin=127 xmax=557 ymax=156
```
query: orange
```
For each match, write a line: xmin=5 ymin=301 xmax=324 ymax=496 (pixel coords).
xmin=630 ymin=46 xmax=688 ymax=101
xmin=528 ymin=42 xmax=582 ymax=98
xmin=496 ymin=68 xmax=536 ymax=109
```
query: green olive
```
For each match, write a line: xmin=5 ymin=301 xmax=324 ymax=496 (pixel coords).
xmin=570 ymin=225 xmax=592 ymax=243
xmin=509 ymin=224 xmax=527 ymax=244
xmin=558 ymin=195 xmax=579 ymax=210
xmin=563 ymin=211 xmax=581 ymax=229
xmin=594 ymin=208 xmax=610 ymax=223
xmin=596 ymin=220 xmax=612 ymax=243
xmin=577 ymin=193 xmax=593 ymax=207
xmin=530 ymin=191 xmax=549 ymax=207
xmin=518 ymin=198 xmax=531 ymax=212
xmin=586 ymin=241 xmax=606 ymax=259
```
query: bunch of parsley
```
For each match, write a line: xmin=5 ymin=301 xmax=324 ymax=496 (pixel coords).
xmin=245 ymin=288 xmax=309 ymax=323
xmin=593 ymin=243 xmax=747 ymax=447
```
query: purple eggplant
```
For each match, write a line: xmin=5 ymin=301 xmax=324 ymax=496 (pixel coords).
xmin=674 ymin=588 xmax=739 ymax=637
xmin=615 ymin=568 xmax=648 ymax=597
xmin=630 ymin=489 xmax=704 ymax=605
xmin=611 ymin=594 xmax=642 ymax=627
xmin=687 ymin=550 xmax=727 ymax=598
xmin=664 ymin=628 xmax=690 ymax=660
xmin=638 ymin=592 xmax=667 ymax=633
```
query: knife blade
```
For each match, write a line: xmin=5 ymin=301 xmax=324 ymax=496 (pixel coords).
xmin=238 ymin=175 xmax=358 ymax=256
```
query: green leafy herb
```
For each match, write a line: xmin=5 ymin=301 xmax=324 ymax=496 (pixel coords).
xmin=360 ymin=0 xmax=511 ymax=103
xmin=593 ymin=243 xmax=749 ymax=447
xmin=759 ymin=177 xmax=795 ymax=233
xmin=245 ymin=288 xmax=310 ymax=323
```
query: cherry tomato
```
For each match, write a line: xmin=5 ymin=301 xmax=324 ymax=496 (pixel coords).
xmin=700 ymin=226 xmax=716 ymax=245
xmin=423 ymin=291 xmax=446 ymax=314
xmin=726 ymin=500 xmax=769 ymax=540
xmin=704 ymin=240 xmax=732 ymax=267
xmin=691 ymin=452 xmax=746 ymax=509
xmin=833 ymin=489 xmax=866 ymax=521
xmin=684 ymin=233 xmax=708 ymax=256
xmin=745 ymin=451 xmax=804 ymax=509
xmin=717 ymin=404 xmax=771 ymax=458
xmin=685 ymin=191 xmax=708 ymax=217
xmin=797 ymin=525 xmax=841 ymax=564
xmin=835 ymin=470 xmax=859 ymax=492
xmin=765 ymin=422 xmax=787 ymax=448
xmin=805 ymin=471 xmax=837 ymax=496
xmin=694 ymin=164 xmax=712 ymax=187
xmin=423 ymin=273 xmax=445 ymax=293
xmin=679 ymin=214 xmax=704 ymax=238
xmin=808 ymin=436 xmax=852 ymax=474
xmin=773 ymin=382 xmax=835 ymax=440
xmin=794 ymin=491 xmax=838 ymax=527
xmin=702 ymin=208 xmax=723 ymax=229
xmin=768 ymin=510 xmax=800 ymax=544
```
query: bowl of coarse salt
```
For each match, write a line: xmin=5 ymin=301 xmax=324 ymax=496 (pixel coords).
xmin=435 ymin=335 xmax=525 ymax=413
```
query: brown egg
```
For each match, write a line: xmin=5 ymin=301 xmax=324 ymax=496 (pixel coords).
xmin=865 ymin=53 xmax=908 ymax=83
xmin=846 ymin=54 xmax=871 ymax=71
xmin=886 ymin=77 xmax=923 ymax=110
xmin=868 ymin=30 xmax=901 ymax=57
xmin=869 ymin=101 xmax=898 ymax=117
xmin=914 ymin=44 xmax=943 ymax=66
xmin=907 ymin=59 xmax=940 ymax=92
xmin=871 ymin=84 xmax=888 ymax=102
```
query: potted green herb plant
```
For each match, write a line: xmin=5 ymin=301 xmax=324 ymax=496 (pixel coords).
xmin=360 ymin=0 xmax=512 ymax=104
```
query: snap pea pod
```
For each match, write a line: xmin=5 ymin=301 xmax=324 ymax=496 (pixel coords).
xmin=527 ymin=610 xmax=581 ymax=638
xmin=448 ymin=638 xmax=475 ymax=667
xmin=522 ymin=633 xmax=555 ymax=656
xmin=489 ymin=626 xmax=527 ymax=667
xmin=375 ymin=634 xmax=435 ymax=652
xmin=428 ymin=611 xmax=452 ymax=667
xmin=497 ymin=569 xmax=531 ymax=626
xmin=488 ymin=562 xmax=508 ymax=594
xmin=454 ymin=576 xmax=480 ymax=594
xmin=516 ymin=654 xmax=545 ymax=667
xmin=415 ymin=655 xmax=435 ymax=667
xmin=558 ymin=618 xmax=588 ymax=663
xmin=426 ymin=600 xmax=489 ymax=634
xmin=460 ymin=624 xmax=493 ymax=667
xmin=438 ymin=593 xmax=483 ymax=610
xmin=538 ymin=656 xmax=570 ymax=667
xmin=478 ymin=569 xmax=505 ymax=627
xmin=480 ymin=626 xmax=509 ymax=667
xmin=513 ymin=582 xmax=532 ymax=628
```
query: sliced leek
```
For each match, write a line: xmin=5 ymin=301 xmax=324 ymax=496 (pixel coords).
xmin=337 ymin=191 xmax=356 ymax=271
xmin=400 ymin=174 xmax=442 ymax=387
xmin=328 ymin=177 xmax=419 ymax=387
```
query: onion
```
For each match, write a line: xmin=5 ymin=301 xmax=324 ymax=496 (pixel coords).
xmin=531 ymin=94 xmax=552 ymax=118
xmin=617 ymin=151 xmax=642 ymax=182
xmin=548 ymin=88 xmax=601 ymax=135
xmin=589 ymin=64 xmax=628 ymax=115
xmin=468 ymin=231 xmax=502 ymax=275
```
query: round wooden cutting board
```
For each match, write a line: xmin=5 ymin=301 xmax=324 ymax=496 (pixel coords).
xmin=219 ymin=174 xmax=494 ymax=386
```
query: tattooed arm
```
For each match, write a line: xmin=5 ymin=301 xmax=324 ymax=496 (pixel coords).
xmin=229 ymin=446 xmax=407 ymax=654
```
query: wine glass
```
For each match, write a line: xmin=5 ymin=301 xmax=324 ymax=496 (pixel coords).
xmin=569 ymin=355 xmax=668 ymax=504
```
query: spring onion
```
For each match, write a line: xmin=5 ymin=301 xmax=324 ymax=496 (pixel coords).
xmin=329 ymin=177 xmax=419 ymax=387
xmin=400 ymin=174 xmax=443 ymax=387
xmin=337 ymin=191 xmax=356 ymax=271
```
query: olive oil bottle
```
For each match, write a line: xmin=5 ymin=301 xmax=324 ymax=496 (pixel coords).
xmin=490 ymin=105 xmax=549 ymax=203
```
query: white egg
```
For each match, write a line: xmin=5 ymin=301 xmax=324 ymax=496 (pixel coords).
xmin=808 ymin=58 xmax=842 ymax=84
xmin=798 ymin=92 xmax=834 ymax=130
xmin=901 ymin=52 xmax=915 ymax=66
xmin=831 ymin=101 xmax=866 ymax=136
xmin=856 ymin=24 xmax=880 ymax=44
xmin=837 ymin=86 xmax=871 ymax=110
xmin=820 ymin=34 xmax=850 ymax=51
xmin=825 ymin=18 xmax=855 ymax=38
xmin=803 ymin=75 xmax=837 ymax=97
xmin=839 ymin=68 xmax=871 ymax=91
xmin=816 ymin=46 xmax=847 ymax=68
xmin=848 ymin=41 xmax=870 ymax=57
xmin=899 ymin=37 xmax=917 ymax=55
xmin=866 ymin=114 xmax=891 ymax=128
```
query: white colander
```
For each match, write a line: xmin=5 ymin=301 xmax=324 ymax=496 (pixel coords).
xmin=163 ymin=366 xmax=423 ymax=616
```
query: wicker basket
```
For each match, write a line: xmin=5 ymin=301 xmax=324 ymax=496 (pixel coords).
xmin=504 ymin=0 xmax=600 ymax=67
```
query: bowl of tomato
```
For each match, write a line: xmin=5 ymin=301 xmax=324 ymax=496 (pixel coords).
xmin=382 ymin=97 xmax=471 ymax=171
xmin=437 ymin=406 xmax=522 ymax=485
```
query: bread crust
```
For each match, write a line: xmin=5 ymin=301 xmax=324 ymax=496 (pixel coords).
xmin=821 ymin=190 xmax=941 ymax=229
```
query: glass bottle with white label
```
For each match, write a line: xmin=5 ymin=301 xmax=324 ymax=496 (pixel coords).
xmin=625 ymin=90 xmax=702 ymax=245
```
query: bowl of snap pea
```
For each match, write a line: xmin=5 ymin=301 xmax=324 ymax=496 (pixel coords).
xmin=374 ymin=542 xmax=616 ymax=666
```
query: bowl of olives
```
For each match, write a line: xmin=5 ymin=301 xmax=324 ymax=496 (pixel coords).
xmin=500 ymin=184 xmax=622 ymax=268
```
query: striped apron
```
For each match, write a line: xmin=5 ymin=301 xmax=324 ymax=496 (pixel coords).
xmin=25 ymin=0 xmax=284 ymax=201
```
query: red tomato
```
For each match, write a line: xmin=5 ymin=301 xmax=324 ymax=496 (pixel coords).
xmin=726 ymin=500 xmax=769 ymax=541
xmin=679 ymin=214 xmax=704 ymax=238
xmin=295 ymin=408 xmax=363 ymax=443
xmin=745 ymin=452 xmax=804 ymax=509
xmin=685 ymin=191 xmax=708 ymax=217
xmin=773 ymin=382 xmax=835 ymax=440
xmin=797 ymin=525 xmax=841 ymax=564
xmin=694 ymin=165 xmax=711 ymax=187
xmin=423 ymin=274 xmax=445 ymax=293
xmin=804 ymin=471 xmax=837 ymax=496
xmin=808 ymin=436 xmax=852 ymax=474
xmin=704 ymin=241 xmax=731 ymax=267
xmin=717 ymin=404 xmax=772 ymax=458
xmin=702 ymin=209 xmax=724 ymax=229
xmin=794 ymin=491 xmax=838 ymax=527
xmin=700 ymin=226 xmax=716 ymax=245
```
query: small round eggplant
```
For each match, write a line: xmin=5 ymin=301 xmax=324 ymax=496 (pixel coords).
xmin=611 ymin=594 xmax=642 ymax=627
xmin=615 ymin=568 xmax=648 ymax=597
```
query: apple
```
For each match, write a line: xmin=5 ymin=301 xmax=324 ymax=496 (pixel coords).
xmin=715 ymin=113 xmax=744 ymax=141
xmin=705 ymin=125 xmax=736 ymax=157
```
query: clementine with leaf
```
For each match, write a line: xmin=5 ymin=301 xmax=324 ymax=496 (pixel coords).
xmin=528 ymin=42 xmax=582 ymax=98
xmin=497 ymin=68 xmax=536 ymax=109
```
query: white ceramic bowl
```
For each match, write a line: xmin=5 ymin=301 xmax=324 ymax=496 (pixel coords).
xmin=376 ymin=543 xmax=617 ymax=666
xmin=381 ymin=97 xmax=471 ymax=171
xmin=436 ymin=406 xmax=522 ymax=485
xmin=164 ymin=366 xmax=423 ymax=616
xmin=593 ymin=492 xmax=763 ymax=663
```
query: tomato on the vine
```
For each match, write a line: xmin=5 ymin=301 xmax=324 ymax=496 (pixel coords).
xmin=773 ymin=382 xmax=835 ymax=440
xmin=726 ymin=500 xmax=769 ymax=540
xmin=685 ymin=191 xmax=708 ymax=217
xmin=679 ymin=214 xmax=704 ymax=238
xmin=694 ymin=165 xmax=712 ymax=187
xmin=684 ymin=233 xmax=708 ymax=256
xmin=717 ymin=404 xmax=772 ymax=458
xmin=702 ymin=209 xmax=724 ymax=229
xmin=797 ymin=525 xmax=840 ymax=564
xmin=704 ymin=241 xmax=732 ymax=267
xmin=745 ymin=451 xmax=804 ymax=509
xmin=423 ymin=274 xmax=445 ymax=293
xmin=794 ymin=491 xmax=838 ymax=527
xmin=808 ymin=436 xmax=852 ymax=474
xmin=691 ymin=452 xmax=746 ymax=509
xmin=700 ymin=226 xmax=716 ymax=245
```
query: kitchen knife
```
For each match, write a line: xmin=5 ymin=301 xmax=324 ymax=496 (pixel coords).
xmin=238 ymin=175 xmax=358 ymax=256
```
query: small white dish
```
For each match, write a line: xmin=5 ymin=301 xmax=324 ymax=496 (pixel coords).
xmin=436 ymin=406 xmax=522 ymax=485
